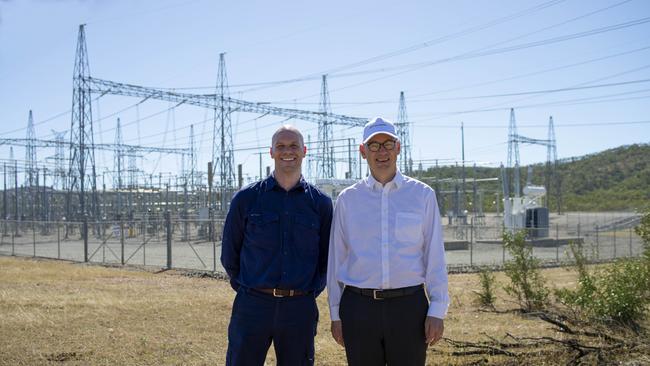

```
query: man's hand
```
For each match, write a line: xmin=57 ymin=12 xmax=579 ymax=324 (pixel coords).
xmin=331 ymin=320 xmax=344 ymax=347
xmin=424 ymin=316 xmax=444 ymax=346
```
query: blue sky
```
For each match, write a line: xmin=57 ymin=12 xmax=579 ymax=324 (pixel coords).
xmin=1 ymin=0 xmax=649 ymax=185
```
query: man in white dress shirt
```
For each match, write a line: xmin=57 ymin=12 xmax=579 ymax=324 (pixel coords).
xmin=327 ymin=117 xmax=449 ymax=365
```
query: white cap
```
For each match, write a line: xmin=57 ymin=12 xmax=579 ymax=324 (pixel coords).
xmin=362 ymin=117 xmax=398 ymax=143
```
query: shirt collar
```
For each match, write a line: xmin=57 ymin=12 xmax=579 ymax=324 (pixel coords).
xmin=264 ymin=172 xmax=308 ymax=192
xmin=364 ymin=169 xmax=405 ymax=190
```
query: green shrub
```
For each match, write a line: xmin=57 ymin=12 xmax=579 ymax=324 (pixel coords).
xmin=558 ymin=212 xmax=650 ymax=323
xmin=475 ymin=268 xmax=497 ymax=308
xmin=502 ymin=230 xmax=549 ymax=311
xmin=555 ymin=241 xmax=596 ymax=312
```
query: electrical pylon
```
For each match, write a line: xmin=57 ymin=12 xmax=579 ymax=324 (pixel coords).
xmin=113 ymin=118 xmax=124 ymax=190
xmin=127 ymin=149 xmax=137 ymax=189
xmin=506 ymin=108 xmax=521 ymax=198
xmin=545 ymin=116 xmax=561 ymax=214
xmin=51 ymin=130 xmax=67 ymax=190
xmin=317 ymin=75 xmax=335 ymax=179
xmin=212 ymin=53 xmax=235 ymax=210
xmin=506 ymin=109 xmax=561 ymax=213
xmin=188 ymin=124 xmax=197 ymax=191
xmin=25 ymin=110 xmax=37 ymax=188
xmin=396 ymin=91 xmax=412 ymax=175
xmin=67 ymin=24 xmax=99 ymax=222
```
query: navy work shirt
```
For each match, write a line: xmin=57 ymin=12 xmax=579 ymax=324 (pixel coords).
xmin=221 ymin=175 xmax=333 ymax=296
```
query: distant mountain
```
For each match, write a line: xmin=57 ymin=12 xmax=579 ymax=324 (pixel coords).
xmin=421 ymin=144 xmax=650 ymax=212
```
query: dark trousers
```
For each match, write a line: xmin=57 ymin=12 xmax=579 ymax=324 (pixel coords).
xmin=340 ymin=287 xmax=429 ymax=366
xmin=226 ymin=288 xmax=318 ymax=366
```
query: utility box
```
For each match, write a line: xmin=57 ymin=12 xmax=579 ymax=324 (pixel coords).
xmin=525 ymin=207 xmax=549 ymax=238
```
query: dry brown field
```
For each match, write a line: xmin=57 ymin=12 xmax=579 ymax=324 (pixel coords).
xmin=1 ymin=256 xmax=648 ymax=365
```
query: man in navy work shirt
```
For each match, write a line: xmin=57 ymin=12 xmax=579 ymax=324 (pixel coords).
xmin=221 ymin=125 xmax=333 ymax=366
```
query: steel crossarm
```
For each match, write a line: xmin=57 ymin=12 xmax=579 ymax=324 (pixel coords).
xmin=86 ymin=77 xmax=368 ymax=127
xmin=511 ymin=134 xmax=553 ymax=146
xmin=0 ymin=138 xmax=188 ymax=155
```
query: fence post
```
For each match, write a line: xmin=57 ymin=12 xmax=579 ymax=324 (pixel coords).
xmin=577 ymin=222 xmax=582 ymax=260
xmin=213 ymin=234 xmax=217 ymax=273
xmin=166 ymin=211 xmax=172 ymax=270
xmin=555 ymin=223 xmax=559 ymax=263
xmin=57 ymin=221 xmax=61 ymax=259
xmin=11 ymin=221 xmax=15 ymax=256
xmin=629 ymin=226 xmax=633 ymax=257
xmin=83 ymin=216 xmax=89 ymax=262
xmin=469 ymin=218 xmax=473 ymax=267
xmin=613 ymin=224 xmax=617 ymax=259
xmin=102 ymin=222 xmax=106 ymax=263
xmin=595 ymin=225 xmax=599 ymax=261
xmin=32 ymin=220 xmax=36 ymax=257
xmin=208 ymin=207 xmax=216 ymax=273
xmin=120 ymin=217 xmax=125 ymax=265
xmin=143 ymin=217 xmax=147 ymax=266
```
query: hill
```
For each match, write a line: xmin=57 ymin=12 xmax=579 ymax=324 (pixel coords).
xmin=421 ymin=143 xmax=650 ymax=212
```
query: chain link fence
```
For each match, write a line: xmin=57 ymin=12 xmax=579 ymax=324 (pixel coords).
xmin=0 ymin=212 xmax=644 ymax=273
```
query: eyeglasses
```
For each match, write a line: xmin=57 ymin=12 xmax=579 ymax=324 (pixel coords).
xmin=365 ymin=140 xmax=397 ymax=152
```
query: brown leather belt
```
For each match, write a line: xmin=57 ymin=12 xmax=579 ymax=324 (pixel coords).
xmin=346 ymin=284 xmax=423 ymax=300
xmin=254 ymin=288 xmax=310 ymax=297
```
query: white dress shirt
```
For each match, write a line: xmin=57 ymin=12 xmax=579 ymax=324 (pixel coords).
xmin=327 ymin=170 xmax=449 ymax=321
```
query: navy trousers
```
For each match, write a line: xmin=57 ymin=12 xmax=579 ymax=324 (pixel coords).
xmin=226 ymin=288 xmax=318 ymax=366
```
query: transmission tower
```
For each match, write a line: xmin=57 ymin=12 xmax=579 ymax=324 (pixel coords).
xmin=545 ymin=116 xmax=561 ymax=214
xmin=51 ymin=130 xmax=67 ymax=190
xmin=212 ymin=53 xmax=235 ymax=211
xmin=396 ymin=91 xmax=413 ymax=175
xmin=317 ymin=75 xmax=335 ymax=179
xmin=113 ymin=118 xmax=124 ymax=190
xmin=506 ymin=109 xmax=560 ymax=214
xmin=9 ymin=147 xmax=18 ymax=221
xmin=127 ymin=148 xmax=137 ymax=189
xmin=9 ymin=147 xmax=14 ymax=178
xmin=67 ymin=24 xmax=99 ymax=222
xmin=188 ymin=124 xmax=197 ymax=191
xmin=113 ymin=117 xmax=125 ymax=218
xmin=25 ymin=110 xmax=37 ymax=188
xmin=506 ymin=108 xmax=521 ymax=198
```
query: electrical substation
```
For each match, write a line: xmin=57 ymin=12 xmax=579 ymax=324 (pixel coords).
xmin=1 ymin=24 xmax=644 ymax=271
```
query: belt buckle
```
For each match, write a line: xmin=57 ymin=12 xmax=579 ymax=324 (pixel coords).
xmin=273 ymin=289 xmax=294 ymax=297
xmin=373 ymin=289 xmax=383 ymax=300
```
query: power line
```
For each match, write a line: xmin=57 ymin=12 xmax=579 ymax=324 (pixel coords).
xmin=411 ymin=77 xmax=650 ymax=101
xmin=416 ymin=119 xmax=650 ymax=129
xmin=285 ymin=15 xmax=650 ymax=103
xmin=233 ymin=0 xmax=571 ymax=95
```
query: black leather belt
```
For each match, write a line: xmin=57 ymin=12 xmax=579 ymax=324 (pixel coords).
xmin=345 ymin=284 xmax=423 ymax=300
xmin=253 ymin=288 xmax=310 ymax=297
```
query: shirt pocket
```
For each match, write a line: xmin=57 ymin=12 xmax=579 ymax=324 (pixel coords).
xmin=293 ymin=213 xmax=320 ymax=256
xmin=395 ymin=212 xmax=423 ymax=245
xmin=246 ymin=211 xmax=280 ymax=249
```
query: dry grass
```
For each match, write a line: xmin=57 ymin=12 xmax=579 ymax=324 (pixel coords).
xmin=0 ymin=256 xmax=648 ymax=365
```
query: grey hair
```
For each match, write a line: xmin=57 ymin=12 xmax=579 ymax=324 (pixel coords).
xmin=271 ymin=125 xmax=305 ymax=149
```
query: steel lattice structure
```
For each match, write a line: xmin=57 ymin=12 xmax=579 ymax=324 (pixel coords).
xmin=68 ymin=24 xmax=98 ymax=225
xmin=85 ymin=77 xmax=368 ymax=126
xmin=25 ymin=110 xmax=37 ymax=188
xmin=62 ymin=24 xmax=420 ymax=218
xmin=396 ymin=91 xmax=412 ymax=175
xmin=318 ymin=75 xmax=335 ymax=179
xmin=506 ymin=108 xmax=561 ymax=213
